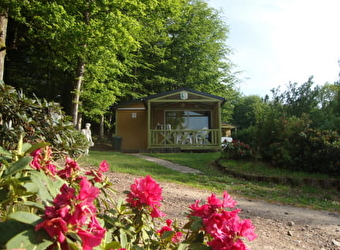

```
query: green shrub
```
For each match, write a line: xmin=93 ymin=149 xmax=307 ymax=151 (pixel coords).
xmin=0 ymin=81 xmax=88 ymax=157
xmin=0 ymin=140 xmax=257 ymax=250
xmin=269 ymin=126 xmax=340 ymax=175
xmin=221 ymin=140 xmax=252 ymax=160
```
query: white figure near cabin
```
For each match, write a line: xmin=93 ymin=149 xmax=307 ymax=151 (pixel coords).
xmin=82 ymin=123 xmax=94 ymax=155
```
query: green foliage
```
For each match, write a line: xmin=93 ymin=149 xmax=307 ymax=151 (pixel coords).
xmin=0 ymin=140 xmax=256 ymax=249
xmin=232 ymin=95 xmax=270 ymax=129
xmin=264 ymin=116 xmax=340 ymax=175
xmin=0 ymin=82 xmax=88 ymax=157
xmin=84 ymin=151 xmax=340 ymax=213
xmin=233 ymin=77 xmax=340 ymax=175
xmin=243 ymin=110 xmax=340 ymax=175
xmin=221 ymin=140 xmax=252 ymax=160
xmin=4 ymin=0 xmax=238 ymax=125
xmin=0 ymin=141 xmax=64 ymax=220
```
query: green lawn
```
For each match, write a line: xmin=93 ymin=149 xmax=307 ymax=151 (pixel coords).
xmin=80 ymin=151 xmax=340 ymax=213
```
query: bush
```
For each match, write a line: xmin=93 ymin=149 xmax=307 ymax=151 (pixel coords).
xmin=0 ymin=140 xmax=257 ymax=250
xmin=221 ymin=140 xmax=252 ymax=160
xmin=0 ymin=81 xmax=88 ymax=157
xmin=268 ymin=126 xmax=340 ymax=175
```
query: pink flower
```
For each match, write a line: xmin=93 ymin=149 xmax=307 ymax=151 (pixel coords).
xmin=99 ymin=160 xmax=109 ymax=172
xmin=77 ymin=177 xmax=100 ymax=203
xmin=77 ymin=217 xmax=106 ymax=250
xmin=188 ymin=192 xmax=256 ymax=250
xmin=30 ymin=147 xmax=57 ymax=175
xmin=53 ymin=184 xmax=75 ymax=207
xmin=35 ymin=217 xmax=68 ymax=243
xmin=57 ymin=157 xmax=80 ymax=180
xmin=85 ymin=169 xmax=103 ymax=183
xmin=157 ymin=219 xmax=183 ymax=243
xmin=150 ymin=206 xmax=166 ymax=218
xmin=221 ymin=191 xmax=237 ymax=208
xmin=85 ymin=160 xmax=109 ymax=183
xmin=36 ymin=177 xmax=105 ymax=249
xmin=30 ymin=149 xmax=43 ymax=170
xmin=203 ymin=211 xmax=257 ymax=250
xmin=126 ymin=175 xmax=166 ymax=217
xmin=189 ymin=191 xmax=237 ymax=219
xmin=68 ymin=202 xmax=97 ymax=226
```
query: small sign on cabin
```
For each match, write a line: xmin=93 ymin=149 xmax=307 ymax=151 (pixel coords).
xmin=180 ymin=91 xmax=188 ymax=100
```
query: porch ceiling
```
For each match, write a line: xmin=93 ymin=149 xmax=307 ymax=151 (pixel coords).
xmin=149 ymin=100 xmax=217 ymax=109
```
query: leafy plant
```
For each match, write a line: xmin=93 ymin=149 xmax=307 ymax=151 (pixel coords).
xmin=0 ymin=81 xmax=88 ymax=157
xmin=0 ymin=139 xmax=257 ymax=250
xmin=221 ymin=140 xmax=252 ymax=160
xmin=267 ymin=115 xmax=340 ymax=175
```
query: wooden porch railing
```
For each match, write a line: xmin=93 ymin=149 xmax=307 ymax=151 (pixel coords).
xmin=149 ymin=129 xmax=220 ymax=149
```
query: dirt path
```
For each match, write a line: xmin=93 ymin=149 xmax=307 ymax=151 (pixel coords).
xmin=91 ymin=152 xmax=340 ymax=249
xmin=107 ymin=169 xmax=340 ymax=250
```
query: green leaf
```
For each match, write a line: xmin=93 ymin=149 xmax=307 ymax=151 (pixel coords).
xmin=6 ymin=228 xmax=53 ymax=250
xmin=29 ymin=171 xmax=64 ymax=204
xmin=0 ymin=146 xmax=11 ymax=157
xmin=3 ymin=156 xmax=32 ymax=177
xmin=24 ymin=182 xmax=40 ymax=193
xmin=8 ymin=211 xmax=41 ymax=225
xmin=0 ymin=220 xmax=32 ymax=245
xmin=25 ymin=142 xmax=51 ymax=155
xmin=132 ymin=245 xmax=144 ymax=250
xmin=178 ymin=243 xmax=190 ymax=250
xmin=119 ymin=229 xmax=128 ymax=248
xmin=161 ymin=230 xmax=175 ymax=240
xmin=190 ymin=216 xmax=203 ymax=231
xmin=21 ymin=142 xmax=34 ymax=155
xmin=104 ymin=241 xmax=122 ymax=250
xmin=188 ymin=242 xmax=210 ymax=250
xmin=21 ymin=200 xmax=45 ymax=211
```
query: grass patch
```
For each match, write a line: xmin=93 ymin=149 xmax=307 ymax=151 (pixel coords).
xmin=219 ymin=159 xmax=336 ymax=179
xmin=80 ymin=151 xmax=340 ymax=213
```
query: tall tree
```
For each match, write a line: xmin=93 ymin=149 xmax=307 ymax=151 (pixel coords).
xmin=3 ymin=0 xmax=239 ymax=127
xmin=281 ymin=77 xmax=319 ymax=117
xmin=4 ymin=0 xmax=161 ymax=128
xmin=0 ymin=9 xmax=7 ymax=81
xmin=121 ymin=0 xmax=238 ymax=121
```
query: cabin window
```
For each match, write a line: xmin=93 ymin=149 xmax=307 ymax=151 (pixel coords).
xmin=165 ymin=111 xmax=210 ymax=130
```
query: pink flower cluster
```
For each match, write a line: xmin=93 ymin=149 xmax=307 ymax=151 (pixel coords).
xmin=30 ymin=148 xmax=81 ymax=181
xmin=29 ymin=147 xmax=256 ymax=250
xmin=56 ymin=156 xmax=81 ymax=180
xmin=126 ymin=175 xmax=166 ymax=218
xmin=30 ymin=147 xmax=109 ymax=184
xmin=189 ymin=191 xmax=257 ymax=250
xmin=30 ymin=146 xmax=56 ymax=175
xmin=85 ymin=160 xmax=109 ymax=183
xmin=35 ymin=177 xmax=106 ymax=250
xmin=157 ymin=219 xmax=183 ymax=243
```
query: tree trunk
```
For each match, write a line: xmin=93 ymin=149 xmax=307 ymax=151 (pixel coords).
xmin=100 ymin=115 xmax=104 ymax=138
xmin=72 ymin=57 xmax=85 ymax=128
xmin=77 ymin=113 xmax=83 ymax=131
xmin=0 ymin=10 xmax=8 ymax=82
xmin=71 ymin=9 xmax=89 ymax=129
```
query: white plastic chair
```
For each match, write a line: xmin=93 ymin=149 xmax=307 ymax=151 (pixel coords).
xmin=196 ymin=127 xmax=209 ymax=144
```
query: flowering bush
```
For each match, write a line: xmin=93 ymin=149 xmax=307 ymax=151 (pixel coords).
xmin=221 ymin=140 xmax=252 ymax=160
xmin=0 ymin=139 xmax=257 ymax=250
xmin=0 ymin=82 xmax=88 ymax=158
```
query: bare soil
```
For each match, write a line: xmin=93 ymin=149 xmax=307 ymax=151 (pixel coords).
xmin=105 ymin=170 xmax=340 ymax=250
xmin=86 ymin=149 xmax=340 ymax=249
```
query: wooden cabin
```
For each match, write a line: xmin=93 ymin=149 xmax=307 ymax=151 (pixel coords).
xmin=112 ymin=88 xmax=225 ymax=152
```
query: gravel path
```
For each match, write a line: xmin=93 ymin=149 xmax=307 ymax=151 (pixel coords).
xmin=85 ymin=152 xmax=340 ymax=249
